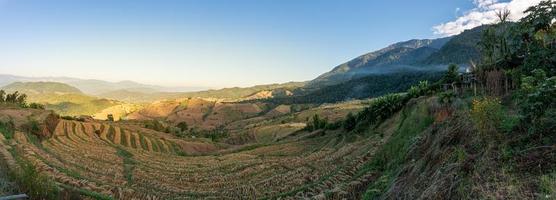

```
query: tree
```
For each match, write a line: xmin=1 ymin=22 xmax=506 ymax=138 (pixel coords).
xmin=176 ymin=122 xmax=189 ymax=132
xmin=479 ymin=28 xmax=498 ymax=66
xmin=107 ymin=114 xmax=114 ymax=122
xmin=443 ymin=64 xmax=460 ymax=84
xmin=5 ymin=91 xmax=18 ymax=103
xmin=496 ymin=9 xmax=511 ymax=23
xmin=16 ymin=93 xmax=27 ymax=107
xmin=343 ymin=112 xmax=356 ymax=131
xmin=0 ymin=90 xmax=5 ymax=102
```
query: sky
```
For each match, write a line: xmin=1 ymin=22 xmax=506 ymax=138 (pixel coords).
xmin=0 ymin=0 xmax=542 ymax=88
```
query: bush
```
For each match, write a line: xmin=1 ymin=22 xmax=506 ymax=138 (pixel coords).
xmin=343 ymin=112 xmax=357 ymax=132
xmin=471 ymin=97 xmax=504 ymax=136
xmin=144 ymin=120 xmax=166 ymax=132
xmin=304 ymin=114 xmax=328 ymax=132
xmin=176 ymin=122 xmax=189 ymax=132
xmin=28 ymin=103 xmax=45 ymax=110
xmin=519 ymin=70 xmax=556 ymax=137
xmin=21 ymin=120 xmax=41 ymax=136
xmin=13 ymin=160 xmax=59 ymax=199
xmin=438 ymin=91 xmax=456 ymax=104
xmin=407 ymin=81 xmax=431 ymax=98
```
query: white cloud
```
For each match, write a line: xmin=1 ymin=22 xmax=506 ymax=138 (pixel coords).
xmin=433 ymin=0 xmax=544 ymax=36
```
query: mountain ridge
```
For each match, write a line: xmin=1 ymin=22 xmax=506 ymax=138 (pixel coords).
xmin=309 ymin=26 xmax=485 ymax=87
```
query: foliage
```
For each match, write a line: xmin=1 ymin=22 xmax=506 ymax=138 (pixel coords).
xmin=356 ymin=94 xmax=408 ymax=128
xmin=442 ymin=64 xmax=460 ymax=84
xmin=304 ymin=114 xmax=328 ymax=132
xmin=361 ymin=100 xmax=434 ymax=198
xmin=470 ymin=97 xmax=504 ymax=136
xmin=540 ymin=172 xmax=556 ymax=198
xmin=27 ymin=103 xmax=45 ymax=110
xmin=438 ymin=91 xmax=456 ymax=104
xmin=144 ymin=120 xmax=166 ymax=132
xmin=343 ymin=112 xmax=357 ymax=132
xmin=407 ymin=81 xmax=431 ymax=98
xmin=519 ymin=69 xmax=556 ymax=137
xmin=21 ymin=119 xmax=41 ymax=136
xmin=106 ymin=114 xmax=114 ymax=122
xmin=423 ymin=26 xmax=485 ymax=65
xmin=0 ymin=120 xmax=15 ymax=140
xmin=12 ymin=160 xmax=59 ymax=199
xmin=176 ymin=122 xmax=189 ymax=132
xmin=189 ymin=126 xmax=229 ymax=142
xmin=0 ymin=90 xmax=28 ymax=107
xmin=259 ymin=72 xmax=443 ymax=104
xmin=116 ymin=147 xmax=136 ymax=184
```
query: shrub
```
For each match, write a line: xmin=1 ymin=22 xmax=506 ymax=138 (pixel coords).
xmin=28 ymin=103 xmax=45 ymax=110
xmin=471 ymin=97 xmax=504 ymax=136
xmin=13 ymin=160 xmax=59 ymax=199
xmin=21 ymin=119 xmax=41 ymax=136
xmin=407 ymin=81 xmax=431 ymax=98
xmin=144 ymin=120 xmax=166 ymax=132
xmin=176 ymin=122 xmax=189 ymax=132
xmin=304 ymin=114 xmax=329 ymax=132
xmin=343 ymin=112 xmax=357 ymax=131
xmin=519 ymin=70 xmax=556 ymax=137
xmin=438 ymin=91 xmax=456 ymax=104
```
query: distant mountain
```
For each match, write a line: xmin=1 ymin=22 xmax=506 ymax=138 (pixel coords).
xmin=1 ymin=82 xmax=83 ymax=95
xmin=0 ymin=81 xmax=130 ymax=117
xmin=0 ymin=74 xmax=207 ymax=95
xmin=98 ymin=82 xmax=306 ymax=103
xmin=98 ymin=90 xmax=184 ymax=103
xmin=309 ymin=26 xmax=486 ymax=87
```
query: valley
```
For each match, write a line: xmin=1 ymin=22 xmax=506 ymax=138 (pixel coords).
xmin=0 ymin=1 xmax=555 ymax=199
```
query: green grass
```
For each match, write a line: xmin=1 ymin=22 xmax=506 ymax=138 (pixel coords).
xmin=59 ymin=184 xmax=113 ymax=200
xmin=10 ymin=156 xmax=60 ymax=200
xmin=120 ymin=129 xmax=129 ymax=147
xmin=139 ymin=134 xmax=149 ymax=150
xmin=0 ymin=121 xmax=15 ymax=140
xmin=360 ymin=100 xmax=434 ymax=199
xmin=116 ymin=147 xmax=136 ymax=185
xmin=540 ymin=172 xmax=556 ymax=199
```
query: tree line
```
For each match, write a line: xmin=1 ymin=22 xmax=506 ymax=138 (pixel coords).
xmin=0 ymin=90 xmax=45 ymax=109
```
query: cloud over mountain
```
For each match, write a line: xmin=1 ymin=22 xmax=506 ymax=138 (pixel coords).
xmin=433 ymin=0 xmax=543 ymax=36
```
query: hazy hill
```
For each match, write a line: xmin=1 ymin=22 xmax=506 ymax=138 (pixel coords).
xmin=1 ymin=82 xmax=83 ymax=95
xmin=99 ymin=81 xmax=306 ymax=103
xmin=0 ymin=74 xmax=206 ymax=95
xmin=1 ymin=82 xmax=133 ymax=117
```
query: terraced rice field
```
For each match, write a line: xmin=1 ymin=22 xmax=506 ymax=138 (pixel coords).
xmin=7 ymin=119 xmax=387 ymax=199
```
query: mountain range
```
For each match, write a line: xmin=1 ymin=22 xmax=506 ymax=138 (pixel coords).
xmin=0 ymin=74 xmax=208 ymax=95
xmin=0 ymin=25 xmax=486 ymax=105
xmin=309 ymin=25 xmax=485 ymax=87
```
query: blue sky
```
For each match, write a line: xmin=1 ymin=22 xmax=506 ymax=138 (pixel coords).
xmin=0 ymin=0 xmax=479 ymax=88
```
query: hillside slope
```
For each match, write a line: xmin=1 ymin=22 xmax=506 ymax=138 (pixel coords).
xmin=309 ymin=26 xmax=486 ymax=87
xmin=2 ymin=82 xmax=83 ymax=95
xmin=1 ymin=82 xmax=136 ymax=117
